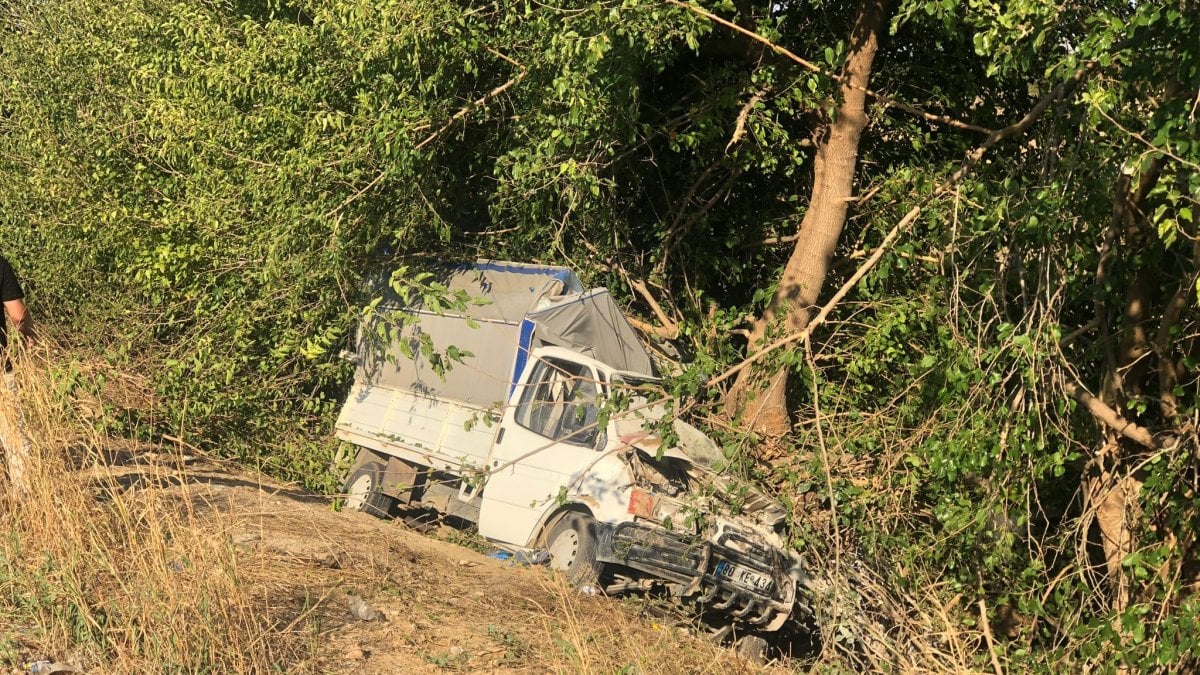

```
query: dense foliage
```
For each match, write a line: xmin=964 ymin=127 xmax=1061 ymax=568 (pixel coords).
xmin=1 ymin=0 xmax=1197 ymax=670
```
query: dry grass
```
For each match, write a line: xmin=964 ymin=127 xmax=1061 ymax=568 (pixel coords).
xmin=0 ymin=350 xmax=786 ymax=674
xmin=0 ymin=353 xmax=315 ymax=672
xmin=520 ymin=574 xmax=780 ymax=674
xmin=803 ymin=561 xmax=1005 ymax=674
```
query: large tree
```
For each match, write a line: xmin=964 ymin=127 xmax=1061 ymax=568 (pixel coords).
xmin=724 ymin=0 xmax=889 ymax=442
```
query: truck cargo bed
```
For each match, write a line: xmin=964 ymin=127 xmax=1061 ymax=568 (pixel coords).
xmin=336 ymin=382 xmax=496 ymax=474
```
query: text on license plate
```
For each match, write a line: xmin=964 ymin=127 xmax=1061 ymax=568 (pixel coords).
xmin=713 ymin=560 xmax=773 ymax=593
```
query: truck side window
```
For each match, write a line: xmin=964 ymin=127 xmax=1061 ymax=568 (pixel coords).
xmin=514 ymin=358 xmax=599 ymax=447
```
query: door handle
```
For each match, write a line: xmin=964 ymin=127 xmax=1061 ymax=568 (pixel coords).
xmin=496 ymin=427 xmax=506 ymax=445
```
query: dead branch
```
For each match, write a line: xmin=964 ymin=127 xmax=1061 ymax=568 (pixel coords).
xmin=626 ymin=315 xmax=678 ymax=340
xmin=726 ymin=85 xmax=772 ymax=152
xmin=804 ymin=339 xmax=841 ymax=567
xmin=978 ymin=599 xmax=1005 ymax=675
xmin=579 ymin=240 xmax=681 ymax=339
xmin=629 ymin=279 xmax=680 ymax=339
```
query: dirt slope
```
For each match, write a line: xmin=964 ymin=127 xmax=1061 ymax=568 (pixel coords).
xmin=98 ymin=451 xmax=783 ymax=674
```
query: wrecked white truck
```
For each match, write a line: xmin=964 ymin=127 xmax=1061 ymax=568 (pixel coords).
xmin=335 ymin=261 xmax=808 ymax=634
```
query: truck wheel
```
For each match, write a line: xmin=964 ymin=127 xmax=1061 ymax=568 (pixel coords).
xmin=342 ymin=461 xmax=393 ymax=518
xmin=546 ymin=513 xmax=604 ymax=588
xmin=735 ymin=635 xmax=769 ymax=664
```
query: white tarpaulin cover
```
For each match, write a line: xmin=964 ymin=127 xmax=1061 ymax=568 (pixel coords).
xmin=356 ymin=261 xmax=653 ymax=407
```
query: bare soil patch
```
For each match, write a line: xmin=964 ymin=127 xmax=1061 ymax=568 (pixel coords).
xmin=80 ymin=448 xmax=784 ymax=674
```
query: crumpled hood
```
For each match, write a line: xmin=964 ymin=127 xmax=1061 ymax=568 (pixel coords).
xmin=618 ymin=419 xmax=789 ymax=530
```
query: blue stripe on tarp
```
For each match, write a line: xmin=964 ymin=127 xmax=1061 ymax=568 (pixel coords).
xmin=511 ymin=318 xmax=537 ymax=396
xmin=464 ymin=260 xmax=580 ymax=293
xmin=467 ymin=260 xmax=568 ymax=278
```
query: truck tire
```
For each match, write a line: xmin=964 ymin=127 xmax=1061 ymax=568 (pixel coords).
xmin=735 ymin=635 xmax=769 ymax=664
xmin=342 ymin=460 xmax=393 ymax=518
xmin=546 ymin=513 xmax=604 ymax=588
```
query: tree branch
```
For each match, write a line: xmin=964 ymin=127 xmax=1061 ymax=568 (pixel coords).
xmin=580 ymin=240 xmax=680 ymax=339
xmin=415 ymin=69 xmax=527 ymax=151
xmin=1154 ymin=239 xmax=1200 ymax=420
xmin=629 ymin=279 xmax=680 ymax=339
xmin=710 ymin=204 xmax=915 ymax=386
xmin=668 ymin=0 xmax=996 ymax=136
xmin=326 ymin=50 xmax=525 ymax=219
xmin=1060 ymin=318 xmax=1100 ymax=346
xmin=710 ymin=60 xmax=1099 ymax=388
xmin=1062 ymin=379 xmax=1164 ymax=450
xmin=626 ymin=315 xmax=678 ymax=340
xmin=727 ymin=85 xmax=772 ymax=151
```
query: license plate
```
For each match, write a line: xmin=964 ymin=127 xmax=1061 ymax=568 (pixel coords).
xmin=713 ymin=560 xmax=774 ymax=593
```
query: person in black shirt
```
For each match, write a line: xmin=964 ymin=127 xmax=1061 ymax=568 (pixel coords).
xmin=0 ymin=255 xmax=34 ymax=496
xmin=0 ymin=256 xmax=33 ymax=364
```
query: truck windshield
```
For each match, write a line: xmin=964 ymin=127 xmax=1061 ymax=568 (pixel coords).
xmin=514 ymin=358 xmax=600 ymax=447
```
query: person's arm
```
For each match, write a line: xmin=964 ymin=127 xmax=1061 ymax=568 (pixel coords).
xmin=4 ymin=298 xmax=34 ymax=345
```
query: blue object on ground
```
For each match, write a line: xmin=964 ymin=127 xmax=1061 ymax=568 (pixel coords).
xmin=488 ymin=549 xmax=550 ymax=566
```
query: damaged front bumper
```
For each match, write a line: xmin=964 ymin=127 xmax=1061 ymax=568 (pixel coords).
xmin=593 ymin=521 xmax=803 ymax=632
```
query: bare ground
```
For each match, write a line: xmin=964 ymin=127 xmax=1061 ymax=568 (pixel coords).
xmin=79 ymin=448 xmax=787 ymax=674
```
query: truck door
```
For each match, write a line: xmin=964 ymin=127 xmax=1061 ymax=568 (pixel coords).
xmin=477 ymin=354 xmax=604 ymax=546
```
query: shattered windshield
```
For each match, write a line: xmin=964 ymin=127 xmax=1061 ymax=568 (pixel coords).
xmin=608 ymin=373 xmax=670 ymax=438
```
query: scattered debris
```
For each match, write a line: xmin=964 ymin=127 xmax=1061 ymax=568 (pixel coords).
xmin=517 ymin=549 xmax=549 ymax=565
xmin=346 ymin=594 xmax=383 ymax=622
xmin=490 ymin=548 xmax=551 ymax=566
xmin=26 ymin=662 xmax=80 ymax=674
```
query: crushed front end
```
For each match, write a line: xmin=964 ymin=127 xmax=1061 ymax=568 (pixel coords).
xmin=593 ymin=518 xmax=805 ymax=632
xmin=598 ymin=420 xmax=811 ymax=631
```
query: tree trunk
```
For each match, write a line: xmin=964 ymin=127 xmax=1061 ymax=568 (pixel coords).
xmin=726 ymin=0 xmax=887 ymax=440
xmin=1087 ymin=143 xmax=1172 ymax=612
xmin=1092 ymin=458 xmax=1143 ymax=613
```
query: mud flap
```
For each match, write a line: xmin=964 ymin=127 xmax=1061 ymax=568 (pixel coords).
xmin=380 ymin=456 xmax=419 ymax=502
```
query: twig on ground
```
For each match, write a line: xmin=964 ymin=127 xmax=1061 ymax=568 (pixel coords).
xmin=978 ymin=598 xmax=1005 ymax=675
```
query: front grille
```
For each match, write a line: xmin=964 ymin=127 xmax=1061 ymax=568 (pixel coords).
xmin=603 ymin=521 xmax=708 ymax=584
xmin=597 ymin=521 xmax=797 ymax=629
